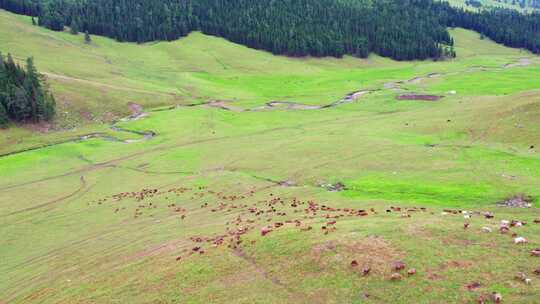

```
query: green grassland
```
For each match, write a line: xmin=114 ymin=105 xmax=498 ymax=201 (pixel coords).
xmin=446 ymin=0 xmax=540 ymax=12
xmin=1 ymin=8 xmax=540 ymax=304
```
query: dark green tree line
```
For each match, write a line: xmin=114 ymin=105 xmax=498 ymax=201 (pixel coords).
xmin=1 ymin=0 xmax=538 ymax=59
xmin=0 ymin=52 xmax=56 ymax=127
xmin=0 ymin=0 xmax=42 ymax=16
xmin=445 ymin=7 xmax=540 ymax=54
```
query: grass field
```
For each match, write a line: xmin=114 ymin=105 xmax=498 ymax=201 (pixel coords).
xmin=446 ymin=0 xmax=540 ymax=12
xmin=1 ymin=8 xmax=540 ymax=304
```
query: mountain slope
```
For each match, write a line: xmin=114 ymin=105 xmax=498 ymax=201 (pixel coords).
xmin=2 ymin=0 xmax=540 ymax=60
xmin=1 ymin=9 xmax=537 ymax=132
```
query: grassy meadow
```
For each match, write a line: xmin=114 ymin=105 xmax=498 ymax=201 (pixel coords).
xmin=1 ymin=8 xmax=540 ymax=304
xmin=446 ymin=0 xmax=540 ymax=12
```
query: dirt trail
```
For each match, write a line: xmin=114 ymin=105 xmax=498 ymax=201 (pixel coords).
xmin=232 ymin=247 xmax=286 ymax=287
xmin=43 ymin=72 xmax=174 ymax=96
xmin=1 ymin=176 xmax=89 ymax=217
xmin=230 ymin=247 xmax=316 ymax=301
xmin=504 ymin=58 xmax=532 ymax=68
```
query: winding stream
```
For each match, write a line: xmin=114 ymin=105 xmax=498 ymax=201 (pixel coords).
xmin=1 ymin=57 xmax=535 ymax=158
xmin=0 ymin=117 xmax=156 ymax=158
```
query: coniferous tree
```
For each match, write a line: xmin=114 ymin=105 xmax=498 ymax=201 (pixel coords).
xmin=0 ymin=52 xmax=55 ymax=125
xmin=84 ymin=30 xmax=91 ymax=44
xmin=0 ymin=53 xmax=7 ymax=127
xmin=9 ymin=86 xmax=31 ymax=121
xmin=43 ymin=92 xmax=55 ymax=120
xmin=24 ymin=57 xmax=40 ymax=121
xmin=70 ymin=21 xmax=79 ymax=35
xmin=0 ymin=102 xmax=8 ymax=127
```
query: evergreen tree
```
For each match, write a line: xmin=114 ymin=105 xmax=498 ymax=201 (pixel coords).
xmin=84 ymin=30 xmax=91 ymax=44
xmin=70 ymin=21 xmax=79 ymax=35
xmin=0 ymin=52 xmax=7 ymax=127
xmin=0 ymin=102 xmax=8 ymax=128
xmin=0 ymin=51 xmax=5 ymax=84
xmin=43 ymin=92 xmax=55 ymax=120
xmin=8 ymin=86 xmax=31 ymax=121
xmin=24 ymin=57 xmax=41 ymax=121
xmin=0 ymin=53 xmax=55 ymax=125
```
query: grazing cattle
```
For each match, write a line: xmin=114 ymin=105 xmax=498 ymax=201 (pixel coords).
xmin=362 ymin=266 xmax=371 ymax=276
xmin=392 ymin=261 xmax=406 ymax=271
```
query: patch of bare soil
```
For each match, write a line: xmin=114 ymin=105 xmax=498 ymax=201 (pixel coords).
xmin=19 ymin=122 xmax=52 ymax=133
xmin=311 ymin=241 xmax=338 ymax=259
xmin=127 ymin=102 xmax=144 ymax=117
xmin=232 ymin=247 xmax=286 ymax=287
xmin=79 ymin=110 xmax=94 ymax=121
xmin=396 ymin=94 xmax=444 ymax=101
xmin=426 ymin=272 xmax=444 ymax=281
xmin=311 ymin=237 xmax=404 ymax=276
xmin=123 ymin=102 xmax=150 ymax=122
xmin=441 ymin=260 xmax=474 ymax=269
xmin=424 ymin=260 xmax=474 ymax=282
xmin=497 ymin=194 xmax=534 ymax=208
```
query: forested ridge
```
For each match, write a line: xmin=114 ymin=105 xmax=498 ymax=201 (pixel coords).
xmin=0 ymin=0 xmax=539 ymax=60
xmin=0 ymin=53 xmax=56 ymax=126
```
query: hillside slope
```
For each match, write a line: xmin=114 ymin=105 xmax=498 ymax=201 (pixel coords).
xmin=0 ymin=9 xmax=537 ymax=123
xmin=1 ymin=8 xmax=539 ymax=154
xmin=3 ymin=0 xmax=540 ymax=60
